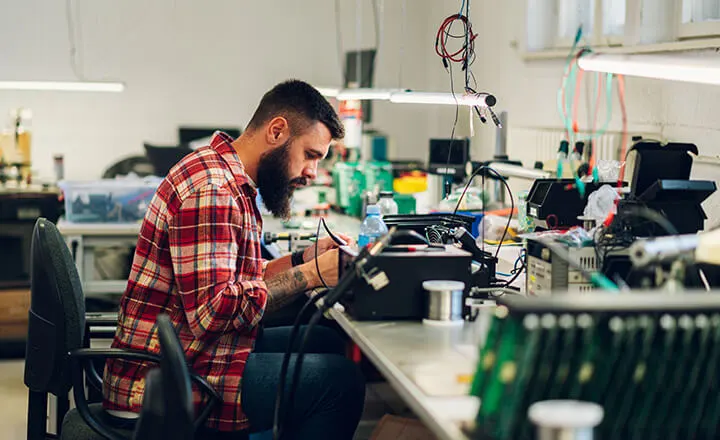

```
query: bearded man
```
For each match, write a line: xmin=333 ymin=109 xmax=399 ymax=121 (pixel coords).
xmin=103 ymin=80 xmax=365 ymax=439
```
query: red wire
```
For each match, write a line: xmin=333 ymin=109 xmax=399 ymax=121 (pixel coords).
xmin=572 ymin=67 xmax=584 ymax=136
xmin=603 ymin=74 xmax=627 ymax=230
xmin=616 ymin=74 xmax=628 ymax=188
xmin=559 ymin=52 xmax=583 ymax=141
xmin=589 ymin=73 xmax=603 ymax=172
xmin=435 ymin=15 xmax=477 ymax=64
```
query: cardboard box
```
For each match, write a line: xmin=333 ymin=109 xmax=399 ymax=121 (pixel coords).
xmin=370 ymin=415 xmax=437 ymax=440
xmin=0 ymin=288 xmax=30 ymax=340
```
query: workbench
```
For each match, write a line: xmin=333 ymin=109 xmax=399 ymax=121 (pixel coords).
xmin=325 ymin=305 xmax=490 ymax=440
xmin=54 ymin=213 xmax=503 ymax=439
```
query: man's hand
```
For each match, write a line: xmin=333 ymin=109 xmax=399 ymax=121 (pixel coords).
xmin=303 ymin=233 xmax=354 ymax=262
xmin=303 ymin=248 xmax=340 ymax=287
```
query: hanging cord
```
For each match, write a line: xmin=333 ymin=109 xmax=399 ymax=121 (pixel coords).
xmin=65 ymin=0 xmax=85 ymax=80
xmin=397 ymin=0 xmax=407 ymax=88
xmin=355 ymin=0 xmax=361 ymax=87
xmin=371 ymin=0 xmax=382 ymax=55
xmin=334 ymin=0 xmax=347 ymax=85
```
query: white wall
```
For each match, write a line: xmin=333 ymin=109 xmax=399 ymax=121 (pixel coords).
xmin=415 ymin=0 xmax=720 ymax=226
xmin=4 ymin=0 xmax=719 ymax=224
xmin=0 ymin=0 xmax=431 ymax=180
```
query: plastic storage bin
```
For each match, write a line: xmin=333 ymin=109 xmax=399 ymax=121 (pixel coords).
xmin=59 ymin=178 xmax=162 ymax=223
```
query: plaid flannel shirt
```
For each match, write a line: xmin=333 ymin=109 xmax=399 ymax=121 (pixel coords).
xmin=103 ymin=132 xmax=268 ymax=431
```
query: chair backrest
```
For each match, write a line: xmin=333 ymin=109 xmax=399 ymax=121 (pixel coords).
xmin=134 ymin=314 xmax=194 ymax=440
xmin=24 ymin=218 xmax=86 ymax=396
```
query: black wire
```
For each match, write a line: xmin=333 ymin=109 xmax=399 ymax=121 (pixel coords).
xmin=443 ymin=61 xmax=460 ymax=199
xmin=315 ymin=219 xmax=329 ymax=290
xmin=622 ymin=206 xmax=679 ymax=236
xmin=272 ymin=291 xmax=328 ymax=440
xmin=464 ymin=0 xmax=470 ymax=89
xmin=321 ymin=217 xmax=347 ymax=246
xmin=453 ymin=166 xmax=514 ymax=259
xmin=503 ymin=260 xmax=525 ymax=288
xmin=282 ymin=308 xmax=325 ymax=437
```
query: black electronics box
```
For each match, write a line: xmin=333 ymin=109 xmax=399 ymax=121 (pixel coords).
xmin=427 ymin=138 xmax=470 ymax=177
xmin=340 ymin=245 xmax=472 ymax=321
xmin=626 ymin=140 xmax=716 ymax=235
xmin=526 ymin=179 xmax=603 ymax=229
xmin=382 ymin=213 xmax=475 ymax=244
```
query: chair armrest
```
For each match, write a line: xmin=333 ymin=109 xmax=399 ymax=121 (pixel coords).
xmin=69 ymin=348 xmax=222 ymax=431
xmin=86 ymin=312 xmax=119 ymax=326
xmin=86 ymin=313 xmax=119 ymax=339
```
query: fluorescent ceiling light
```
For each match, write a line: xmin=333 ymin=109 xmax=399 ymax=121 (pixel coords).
xmin=315 ymin=87 xmax=340 ymax=98
xmin=578 ymin=53 xmax=720 ymax=86
xmin=336 ymin=88 xmax=401 ymax=101
xmin=0 ymin=81 xmax=125 ymax=92
xmin=389 ymin=91 xmax=496 ymax=107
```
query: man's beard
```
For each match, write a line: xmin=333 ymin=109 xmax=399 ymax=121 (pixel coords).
xmin=256 ymin=141 xmax=307 ymax=219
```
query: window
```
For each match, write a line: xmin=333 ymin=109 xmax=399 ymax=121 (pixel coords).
xmin=679 ymin=0 xmax=720 ymax=38
xmin=602 ymin=0 xmax=626 ymax=43
xmin=557 ymin=0 xmax=595 ymax=43
xmin=524 ymin=0 xmax=720 ymax=57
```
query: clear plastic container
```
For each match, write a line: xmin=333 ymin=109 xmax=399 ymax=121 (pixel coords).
xmin=378 ymin=191 xmax=399 ymax=216
xmin=59 ymin=177 xmax=162 ymax=223
xmin=358 ymin=204 xmax=388 ymax=248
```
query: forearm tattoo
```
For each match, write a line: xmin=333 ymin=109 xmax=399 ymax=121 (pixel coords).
xmin=265 ymin=268 xmax=308 ymax=312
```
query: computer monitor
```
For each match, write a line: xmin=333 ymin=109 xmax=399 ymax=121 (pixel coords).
xmin=144 ymin=143 xmax=193 ymax=177
xmin=344 ymin=50 xmax=376 ymax=123
xmin=428 ymin=138 xmax=470 ymax=177
xmin=178 ymin=126 xmax=241 ymax=145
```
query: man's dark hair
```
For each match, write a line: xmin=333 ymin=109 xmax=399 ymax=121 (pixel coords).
xmin=246 ymin=80 xmax=345 ymax=139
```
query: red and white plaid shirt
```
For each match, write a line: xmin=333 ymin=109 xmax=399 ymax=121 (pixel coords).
xmin=103 ymin=132 xmax=268 ymax=431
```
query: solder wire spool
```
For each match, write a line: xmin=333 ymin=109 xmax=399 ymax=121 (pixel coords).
xmin=528 ymin=400 xmax=604 ymax=440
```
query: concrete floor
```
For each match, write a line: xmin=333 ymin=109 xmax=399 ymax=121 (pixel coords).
xmin=0 ymin=359 xmax=411 ymax=440
xmin=0 ymin=360 xmax=29 ymax=440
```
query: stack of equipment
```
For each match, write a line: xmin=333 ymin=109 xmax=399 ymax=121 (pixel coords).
xmin=620 ymin=140 xmax=716 ymax=236
xmin=471 ymin=293 xmax=720 ymax=439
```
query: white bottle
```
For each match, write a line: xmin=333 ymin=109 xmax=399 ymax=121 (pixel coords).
xmin=377 ymin=191 xmax=399 ymax=216
xmin=358 ymin=204 xmax=389 ymax=248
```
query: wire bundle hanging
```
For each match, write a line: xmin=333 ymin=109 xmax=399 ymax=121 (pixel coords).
xmin=557 ymin=27 xmax=629 ymax=193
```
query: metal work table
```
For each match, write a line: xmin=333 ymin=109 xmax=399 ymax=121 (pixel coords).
xmin=57 ymin=220 xmax=142 ymax=296
xmin=326 ymin=306 xmax=490 ymax=440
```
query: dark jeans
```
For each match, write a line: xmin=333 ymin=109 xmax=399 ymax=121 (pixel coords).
xmin=200 ymin=326 xmax=366 ymax=440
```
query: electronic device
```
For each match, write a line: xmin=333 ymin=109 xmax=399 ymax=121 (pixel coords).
xmin=471 ymin=293 xmax=720 ymax=439
xmin=0 ymin=189 xmax=61 ymax=288
xmin=525 ymin=238 xmax=599 ymax=295
xmin=178 ymin=126 xmax=241 ymax=145
xmin=525 ymin=179 xmax=604 ymax=230
xmin=143 ymin=143 xmax=193 ymax=177
xmin=452 ymin=226 xmax=498 ymax=288
xmin=339 ymin=244 xmax=472 ymax=320
xmin=428 ymin=138 xmax=470 ymax=177
xmin=382 ymin=213 xmax=475 ymax=244
xmin=623 ymin=140 xmax=716 ymax=235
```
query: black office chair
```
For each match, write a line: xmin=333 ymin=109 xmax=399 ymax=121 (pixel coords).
xmin=133 ymin=314 xmax=194 ymax=440
xmin=24 ymin=218 xmax=221 ymax=440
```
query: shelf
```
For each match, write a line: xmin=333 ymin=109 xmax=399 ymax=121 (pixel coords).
xmin=522 ymin=37 xmax=720 ymax=61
